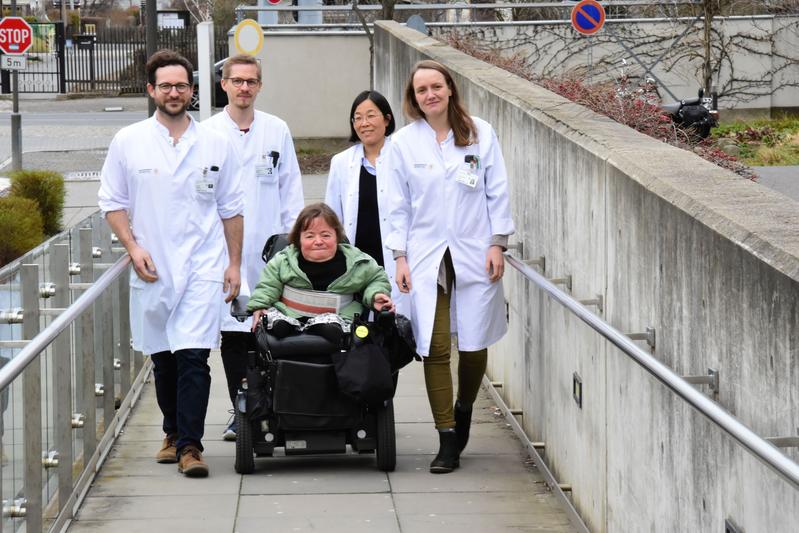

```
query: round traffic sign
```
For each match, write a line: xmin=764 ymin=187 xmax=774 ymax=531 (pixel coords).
xmin=234 ymin=19 xmax=264 ymax=56
xmin=571 ymin=0 xmax=606 ymax=36
xmin=0 ymin=17 xmax=33 ymax=55
xmin=267 ymin=0 xmax=281 ymax=4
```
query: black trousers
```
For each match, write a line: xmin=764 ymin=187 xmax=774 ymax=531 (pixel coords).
xmin=220 ymin=331 xmax=258 ymax=407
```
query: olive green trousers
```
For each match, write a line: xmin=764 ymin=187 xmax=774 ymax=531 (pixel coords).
xmin=423 ymin=251 xmax=487 ymax=429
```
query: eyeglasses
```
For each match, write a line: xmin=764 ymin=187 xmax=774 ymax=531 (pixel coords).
xmin=225 ymin=78 xmax=261 ymax=88
xmin=155 ymin=83 xmax=192 ymax=94
xmin=351 ymin=113 xmax=382 ymax=126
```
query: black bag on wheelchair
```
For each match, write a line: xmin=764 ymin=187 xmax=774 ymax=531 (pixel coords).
xmin=331 ymin=316 xmax=394 ymax=404
xmin=331 ymin=343 xmax=393 ymax=405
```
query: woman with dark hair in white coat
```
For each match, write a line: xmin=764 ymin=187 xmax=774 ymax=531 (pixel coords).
xmin=325 ymin=90 xmax=408 ymax=314
xmin=386 ymin=60 xmax=515 ymax=474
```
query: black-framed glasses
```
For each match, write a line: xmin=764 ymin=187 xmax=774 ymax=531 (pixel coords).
xmin=155 ymin=83 xmax=192 ymax=94
xmin=225 ymin=78 xmax=261 ymax=88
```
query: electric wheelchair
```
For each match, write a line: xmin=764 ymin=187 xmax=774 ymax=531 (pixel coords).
xmin=229 ymin=235 xmax=414 ymax=474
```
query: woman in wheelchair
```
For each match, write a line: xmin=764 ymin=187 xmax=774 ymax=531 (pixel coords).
xmin=247 ymin=202 xmax=394 ymax=339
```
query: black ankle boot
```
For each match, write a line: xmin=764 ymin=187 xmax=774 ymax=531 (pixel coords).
xmin=430 ymin=429 xmax=460 ymax=474
xmin=454 ymin=400 xmax=473 ymax=452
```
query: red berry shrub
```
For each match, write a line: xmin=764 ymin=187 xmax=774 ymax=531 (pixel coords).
xmin=447 ymin=34 xmax=755 ymax=180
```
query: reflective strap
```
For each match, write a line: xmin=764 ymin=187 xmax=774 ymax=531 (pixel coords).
xmin=279 ymin=286 xmax=354 ymax=316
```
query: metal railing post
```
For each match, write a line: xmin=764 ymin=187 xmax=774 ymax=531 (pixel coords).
xmin=118 ymin=270 xmax=131 ymax=398
xmin=79 ymin=228 xmax=97 ymax=462
xmin=21 ymin=264 xmax=42 ymax=533
xmin=101 ymin=284 xmax=115 ymax=431
xmin=50 ymin=243 xmax=73 ymax=516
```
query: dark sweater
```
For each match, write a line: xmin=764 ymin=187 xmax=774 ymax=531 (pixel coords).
xmin=297 ymin=248 xmax=347 ymax=290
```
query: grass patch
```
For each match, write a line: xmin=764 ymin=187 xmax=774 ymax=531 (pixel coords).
xmin=713 ymin=116 xmax=799 ymax=166
xmin=294 ymin=138 xmax=351 ymax=174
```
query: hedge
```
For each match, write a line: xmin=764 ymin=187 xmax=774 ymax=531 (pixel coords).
xmin=0 ymin=196 xmax=44 ymax=267
xmin=9 ymin=169 xmax=65 ymax=236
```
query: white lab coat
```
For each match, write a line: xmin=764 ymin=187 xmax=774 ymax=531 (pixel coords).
xmin=385 ymin=117 xmax=515 ymax=356
xmin=98 ymin=115 xmax=243 ymax=354
xmin=324 ymin=140 xmax=409 ymax=317
xmin=204 ymin=108 xmax=304 ymax=332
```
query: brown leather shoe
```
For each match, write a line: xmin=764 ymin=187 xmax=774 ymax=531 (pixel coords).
xmin=178 ymin=445 xmax=209 ymax=478
xmin=155 ymin=434 xmax=178 ymax=464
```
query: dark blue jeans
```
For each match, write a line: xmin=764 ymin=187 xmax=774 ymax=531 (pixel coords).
xmin=151 ymin=348 xmax=211 ymax=455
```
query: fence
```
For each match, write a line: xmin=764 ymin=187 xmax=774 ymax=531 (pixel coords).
xmin=0 ymin=212 xmax=143 ymax=533
xmin=1 ymin=23 xmax=229 ymax=95
xmin=64 ymin=25 xmax=229 ymax=94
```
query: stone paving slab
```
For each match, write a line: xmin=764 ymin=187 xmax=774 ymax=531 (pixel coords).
xmin=68 ymin=518 xmax=237 ymax=533
xmin=236 ymin=493 xmax=401 ymax=533
xmin=240 ymin=455 xmax=390 ymax=494
xmin=393 ymin=491 xmax=574 ymax=533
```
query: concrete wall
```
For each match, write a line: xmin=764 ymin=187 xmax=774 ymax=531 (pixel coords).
xmin=375 ymin=21 xmax=799 ymax=533
xmin=230 ymin=30 xmax=370 ymax=138
xmin=432 ymin=16 xmax=799 ymax=115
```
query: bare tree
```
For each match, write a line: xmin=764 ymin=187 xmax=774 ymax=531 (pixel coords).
xmin=182 ymin=0 xmax=213 ymax=23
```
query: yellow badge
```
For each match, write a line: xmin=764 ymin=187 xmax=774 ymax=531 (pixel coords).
xmin=355 ymin=325 xmax=369 ymax=339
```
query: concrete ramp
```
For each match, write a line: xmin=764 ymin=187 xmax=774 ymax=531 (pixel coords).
xmin=66 ymin=353 xmax=577 ymax=532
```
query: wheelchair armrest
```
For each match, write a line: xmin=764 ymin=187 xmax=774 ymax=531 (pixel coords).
xmin=230 ymin=296 xmax=251 ymax=322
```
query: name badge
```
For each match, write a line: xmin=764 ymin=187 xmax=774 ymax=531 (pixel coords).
xmin=256 ymin=164 xmax=273 ymax=178
xmin=195 ymin=179 xmax=215 ymax=194
xmin=455 ymin=168 xmax=478 ymax=188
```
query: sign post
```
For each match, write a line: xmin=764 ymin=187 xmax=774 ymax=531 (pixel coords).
xmin=570 ymin=0 xmax=606 ymax=82
xmin=0 ymin=15 xmax=33 ymax=171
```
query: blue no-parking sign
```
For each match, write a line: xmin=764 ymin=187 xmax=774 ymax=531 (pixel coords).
xmin=571 ymin=0 xmax=606 ymax=36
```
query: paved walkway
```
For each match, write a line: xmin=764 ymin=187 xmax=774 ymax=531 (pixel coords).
xmin=66 ymin=354 xmax=575 ymax=533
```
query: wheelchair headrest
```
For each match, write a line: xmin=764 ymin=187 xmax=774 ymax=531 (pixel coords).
xmin=262 ymin=233 xmax=291 ymax=264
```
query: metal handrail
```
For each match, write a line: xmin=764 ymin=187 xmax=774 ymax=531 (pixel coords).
xmin=0 ymin=253 xmax=131 ymax=391
xmin=504 ymin=252 xmax=799 ymax=490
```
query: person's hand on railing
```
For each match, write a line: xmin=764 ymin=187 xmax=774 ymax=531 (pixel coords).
xmin=395 ymin=256 xmax=412 ymax=293
xmin=129 ymin=244 xmax=158 ymax=282
xmin=486 ymin=245 xmax=505 ymax=282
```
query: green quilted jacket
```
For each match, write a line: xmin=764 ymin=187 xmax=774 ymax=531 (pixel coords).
xmin=247 ymin=243 xmax=391 ymax=320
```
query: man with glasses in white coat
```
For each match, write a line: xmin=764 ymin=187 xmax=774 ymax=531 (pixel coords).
xmin=99 ymin=49 xmax=243 ymax=477
xmin=204 ymin=54 xmax=304 ymax=441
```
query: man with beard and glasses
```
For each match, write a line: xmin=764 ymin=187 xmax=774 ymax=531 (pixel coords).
xmin=203 ymin=54 xmax=304 ymax=442
xmin=98 ymin=49 xmax=244 ymax=478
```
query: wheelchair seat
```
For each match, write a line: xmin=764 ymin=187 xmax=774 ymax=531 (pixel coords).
xmin=259 ymin=330 xmax=341 ymax=364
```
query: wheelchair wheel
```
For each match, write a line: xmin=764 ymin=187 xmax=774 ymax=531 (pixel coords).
xmin=234 ymin=404 xmax=255 ymax=474
xmin=375 ymin=400 xmax=396 ymax=472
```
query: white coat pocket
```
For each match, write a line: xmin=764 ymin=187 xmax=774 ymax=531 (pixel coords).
xmin=192 ymin=167 xmax=218 ymax=203
xmin=255 ymin=162 xmax=278 ymax=186
xmin=455 ymin=163 xmax=484 ymax=193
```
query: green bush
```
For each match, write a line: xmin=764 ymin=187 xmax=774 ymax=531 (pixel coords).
xmin=0 ymin=196 xmax=45 ymax=266
xmin=9 ymin=169 xmax=65 ymax=236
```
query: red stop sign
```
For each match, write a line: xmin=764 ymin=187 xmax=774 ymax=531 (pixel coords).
xmin=0 ymin=17 xmax=33 ymax=55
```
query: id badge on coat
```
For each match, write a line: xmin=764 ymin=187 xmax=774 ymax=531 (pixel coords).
xmin=194 ymin=166 xmax=218 ymax=201
xmin=255 ymin=163 xmax=277 ymax=185
xmin=455 ymin=168 xmax=478 ymax=188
